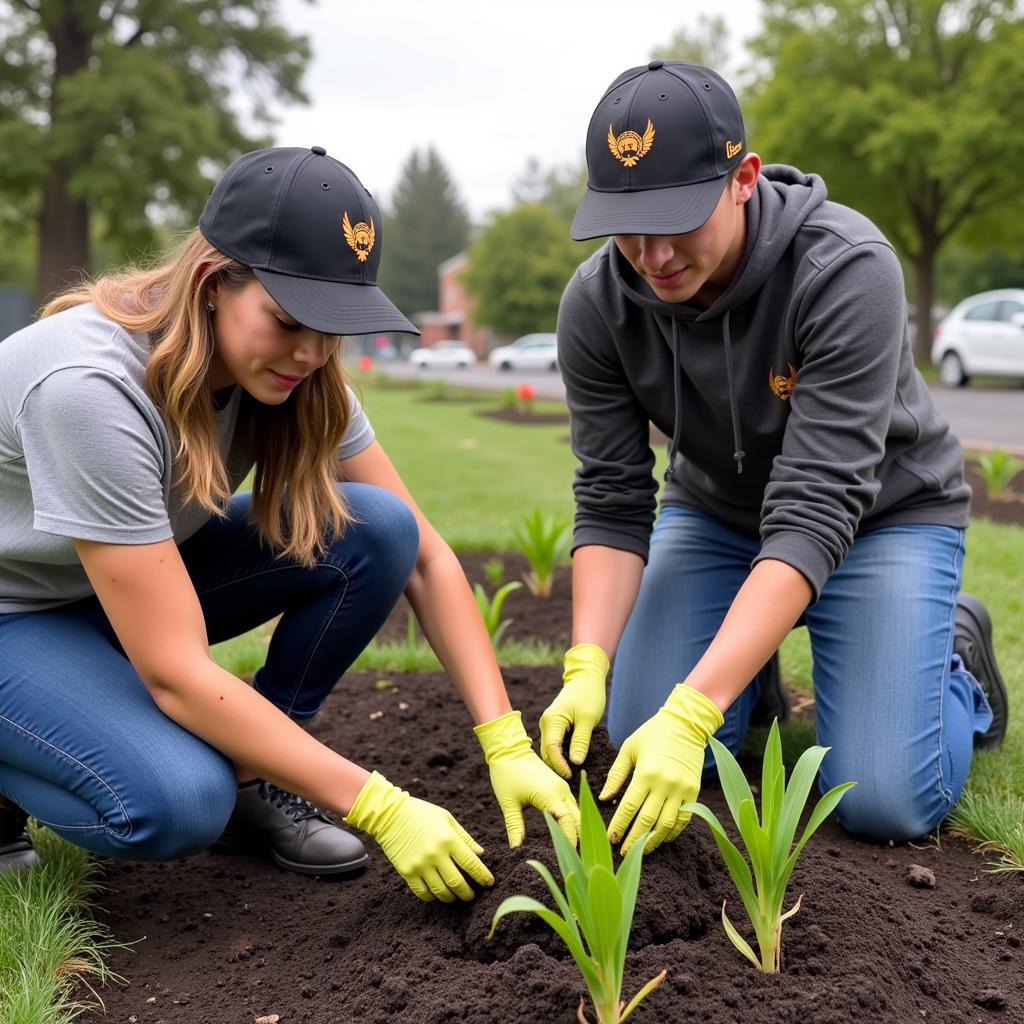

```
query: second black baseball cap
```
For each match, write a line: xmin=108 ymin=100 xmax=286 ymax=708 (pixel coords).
xmin=571 ymin=61 xmax=746 ymax=240
xmin=199 ymin=145 xmax=418 ymax=335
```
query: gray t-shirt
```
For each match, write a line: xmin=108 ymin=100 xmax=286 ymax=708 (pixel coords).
xmin=0 ymin=303 xmax=375 ymax=613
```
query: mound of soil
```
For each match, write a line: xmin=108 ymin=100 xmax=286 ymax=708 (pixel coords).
xmin=81 ymin=665 xmax=1021 ymax=1024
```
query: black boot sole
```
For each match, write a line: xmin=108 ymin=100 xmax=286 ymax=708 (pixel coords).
xmin=955 ymin=594 xmax=1008 ymax=750
xmin=210 ymin=833 xmax=370 ymax=877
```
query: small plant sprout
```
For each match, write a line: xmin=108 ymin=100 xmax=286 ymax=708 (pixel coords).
xmin=514 ymin=509 xmax=570 ymax=598
xmin=489 ymin=773 xmax=667 ymax=1024
xmin=970 ymin=448 xmax=1024 ymax=502
xmin=484 ymin=557 xmax=506 ymax=589
xmin=681 ymin=720 xmax=856 ymax=974
xmin=472 ymin=581 xmax=523 ymax=648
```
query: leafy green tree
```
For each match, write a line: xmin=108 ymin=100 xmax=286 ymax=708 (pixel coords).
xmin=651 ymin=15 xmax=731 ymax=70
xmin=746 ymin=0 xmax=1024 ymax=358
xmin=462 ymin=203 xmax=583 ymax=337
xmin=377 ymin=147 xmax=470 ymax=317
xmin=0 ymin=0 xmax=311 ymax=301
xmin=937 ymin=245 xmax=1024 ymax=305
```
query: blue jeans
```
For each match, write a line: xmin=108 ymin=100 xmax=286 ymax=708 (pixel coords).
xmin=608 ymin=506 xmax=993 ymax=842
xmin=0 ymin=484 xmax=419 ymax=861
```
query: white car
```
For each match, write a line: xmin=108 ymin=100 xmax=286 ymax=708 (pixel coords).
xmin=931 ymin=288 xmax=1024 ymax=387
xmin=488 ymin=333 xmax=559 ymax=372
xmin=408 ymin=340 xmax=477 ymax=369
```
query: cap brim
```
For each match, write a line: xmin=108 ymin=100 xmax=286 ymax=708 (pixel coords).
xmin=253 ymin=269 xmax=420 ymax=336
xmin=570 ymin=176 xmax=728 ymax=241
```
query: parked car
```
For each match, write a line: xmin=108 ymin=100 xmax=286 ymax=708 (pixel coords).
xmin=488 ymin=333 xmax=559 ymax=372
xmin=931 ymin=288 xmax=1024 ymax=387
xmin=408 ymin=340 xmax=477 ymax=369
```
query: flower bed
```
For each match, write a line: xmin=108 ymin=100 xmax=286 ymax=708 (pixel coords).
xmin=82 ymin=661 xmax=1020 ymax=1023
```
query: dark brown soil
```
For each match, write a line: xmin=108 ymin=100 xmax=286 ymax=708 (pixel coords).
xmin=80 ymin=666 xmax=1022 ymax=1024
xmin=477 ymin=407 xmax=571 ymax=425
xmin=964 ymin=464 xmax=1024 ymax=527
xmin=376 ymin=551 xmax=572 ymax=649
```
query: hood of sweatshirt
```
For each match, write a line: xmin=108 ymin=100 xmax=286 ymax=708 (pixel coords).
xmin=610 ymin=166 xmax=828 ymax=478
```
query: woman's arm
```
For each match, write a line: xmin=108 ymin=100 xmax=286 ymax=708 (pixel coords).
xmin=73 ymin=537 xmax=371 ymax=816
xmin=339 ymin=441 xmax=511 ymax=725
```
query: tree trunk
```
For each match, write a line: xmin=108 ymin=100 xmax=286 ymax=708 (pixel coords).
xmin=38 ymin=166 xmax=90 ymax=304
xmin=913 ymin=238 xmax=937 ymax=367
xmin=36 ymin=9 xmax=92 ymax=304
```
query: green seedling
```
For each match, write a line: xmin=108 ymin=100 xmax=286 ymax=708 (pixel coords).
xmin=681 ymin=720 xmax=856 ymax=973
xmin=484 ymin=557 xmax=506 ymax=589
xmin=472 ymin=580 xmax=523 ymax=648
xmin=514 ymin=509 xmax=570 ymax=598
xmin=489 ymin=773 xmax=667 ymax=1024
xmin=971 ymin=448 xmax=1024 ymax=502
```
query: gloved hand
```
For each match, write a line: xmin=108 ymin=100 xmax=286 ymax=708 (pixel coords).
xmin=345 ymin=771 xmax=494 ymax=902
xmin=539 ymin=642 xmax=610 ymax=779
xmin=600 ymin=684 xmax=724 ymax=856
xmin=475 ymin=710 xmax=580 ymax=847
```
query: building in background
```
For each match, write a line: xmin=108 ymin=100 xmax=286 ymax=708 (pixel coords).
xmin=413 ymin=253 xmax=494 ymax=356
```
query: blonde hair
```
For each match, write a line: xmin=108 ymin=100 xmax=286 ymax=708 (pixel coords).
xmin=41 ymin=229 xmax=354 ymax=566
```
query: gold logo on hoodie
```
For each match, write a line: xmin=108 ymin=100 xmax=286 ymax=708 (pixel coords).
xmin=769 ymin=363 xmax=798 ymax=400
xmin=342 ymin=212 xmax=375 ymax=263
xmin=726 ymin=139 xmax=744 ymax=159
xmin=608 ymin=120 xmax=655 ymax=167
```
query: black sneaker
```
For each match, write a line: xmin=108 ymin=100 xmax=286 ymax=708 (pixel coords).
xmin=211 ymin=781 xmax=369 ymax=877
xmin=750 ymin=651 xmax=790 ymax=726
xmin=954 ymin=593 xmax=1008 ymax=750
xmin=0 ymin=803 xmax=40 ymax=874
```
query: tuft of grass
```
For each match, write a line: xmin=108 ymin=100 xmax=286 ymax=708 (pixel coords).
xmin=0 ymin=827 xmax=129 ymax=1023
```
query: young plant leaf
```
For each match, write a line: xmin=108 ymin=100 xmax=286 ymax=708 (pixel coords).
xmin=579 ymin=772 xmax=614 ymax=878
xmin=720 ymin=900 xmax=761 ymax=971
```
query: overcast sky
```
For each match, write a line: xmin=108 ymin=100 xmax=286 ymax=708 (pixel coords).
xmin=272 ymin=0 xmax=763 ymax=221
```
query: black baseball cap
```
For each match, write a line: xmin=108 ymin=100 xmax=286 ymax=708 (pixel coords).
xmin=199 ymin=145 xmax=418 ymax=335
xmin=571 ymin=60 xmax=746 ymax=240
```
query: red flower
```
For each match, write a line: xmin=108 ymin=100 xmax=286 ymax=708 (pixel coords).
xmin=516 ymin=382 xmax=535 ymax=400
xmin=358 ymin=355 xmax=373 ymax=372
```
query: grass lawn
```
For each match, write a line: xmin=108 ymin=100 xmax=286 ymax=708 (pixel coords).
xmin=5 ymin=375 xmax=1021 ymax=1018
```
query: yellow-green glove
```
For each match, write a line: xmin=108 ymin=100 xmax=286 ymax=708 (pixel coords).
xmin=600 ymin=684 xmax=724 ymax=856
xmin=539 ymin=642 xmax=610 ymax=779
xmin=344 ymin=771 xmax=494 ymax=902
xmin=475 ymin=710 xmax=580 ymax=847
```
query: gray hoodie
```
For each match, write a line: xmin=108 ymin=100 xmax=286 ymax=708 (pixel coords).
xmin=558 ymin=165 xmax=970 ymax=600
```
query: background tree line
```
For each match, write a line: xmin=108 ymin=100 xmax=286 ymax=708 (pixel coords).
xmin=2 ymin=1 xmax=1022 ymax=357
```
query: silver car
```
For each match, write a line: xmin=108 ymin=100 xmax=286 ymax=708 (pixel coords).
xmin=931 ymin=289 xmax=1024 ymax=387
xmin=408 ymin=340 xmax=477 ymax=369
xmin=488 ymin=333 xmax=559 ymax=372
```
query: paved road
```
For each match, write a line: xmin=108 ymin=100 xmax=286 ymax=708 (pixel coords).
xmin=377 ymin=362 xmax=1024 ymax=451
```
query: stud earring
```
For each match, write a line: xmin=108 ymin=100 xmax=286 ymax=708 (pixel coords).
xmin=206 ymin=300 xmax=215 ymax=312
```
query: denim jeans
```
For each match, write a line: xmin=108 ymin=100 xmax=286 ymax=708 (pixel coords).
xmin=608 ymin=506 xmax=992 ymax=842
xmin=0 ymin=483 xmax=419 ymax=861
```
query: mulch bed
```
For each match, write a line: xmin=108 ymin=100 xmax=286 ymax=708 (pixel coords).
xmin=80 ymin=665 xmax=1021 ymax=1024
xmin=964 ymin=465 xmax=1024 ymax=527
xmin=75 ymin=491 xmax=1022 ymax=1023
xmin=476 ymin=407 xmax=571 ymax=425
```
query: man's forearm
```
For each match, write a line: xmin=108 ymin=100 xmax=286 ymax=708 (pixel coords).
xmin=684 ymin=558 xmax=812 ymax=712
xmin=570 ymin=544 xmax=645 ymax=656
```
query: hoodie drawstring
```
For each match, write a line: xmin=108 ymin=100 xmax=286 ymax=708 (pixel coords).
xmin=722 ymin=310 xmax=745 ymax=474
xmin=664 ymin=319 xmax=684 ymax=483
xmin=663 ymin=312 xmax=746 ymax=483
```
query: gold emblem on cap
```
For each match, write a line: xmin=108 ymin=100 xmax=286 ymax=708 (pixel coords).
xmin=726 ymin=140 xmax=744 ymax=159
xmin=607 ymin=119 xmax=655 ymax=168
xmin=342 ymin=212 xmax=375 ymax=263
